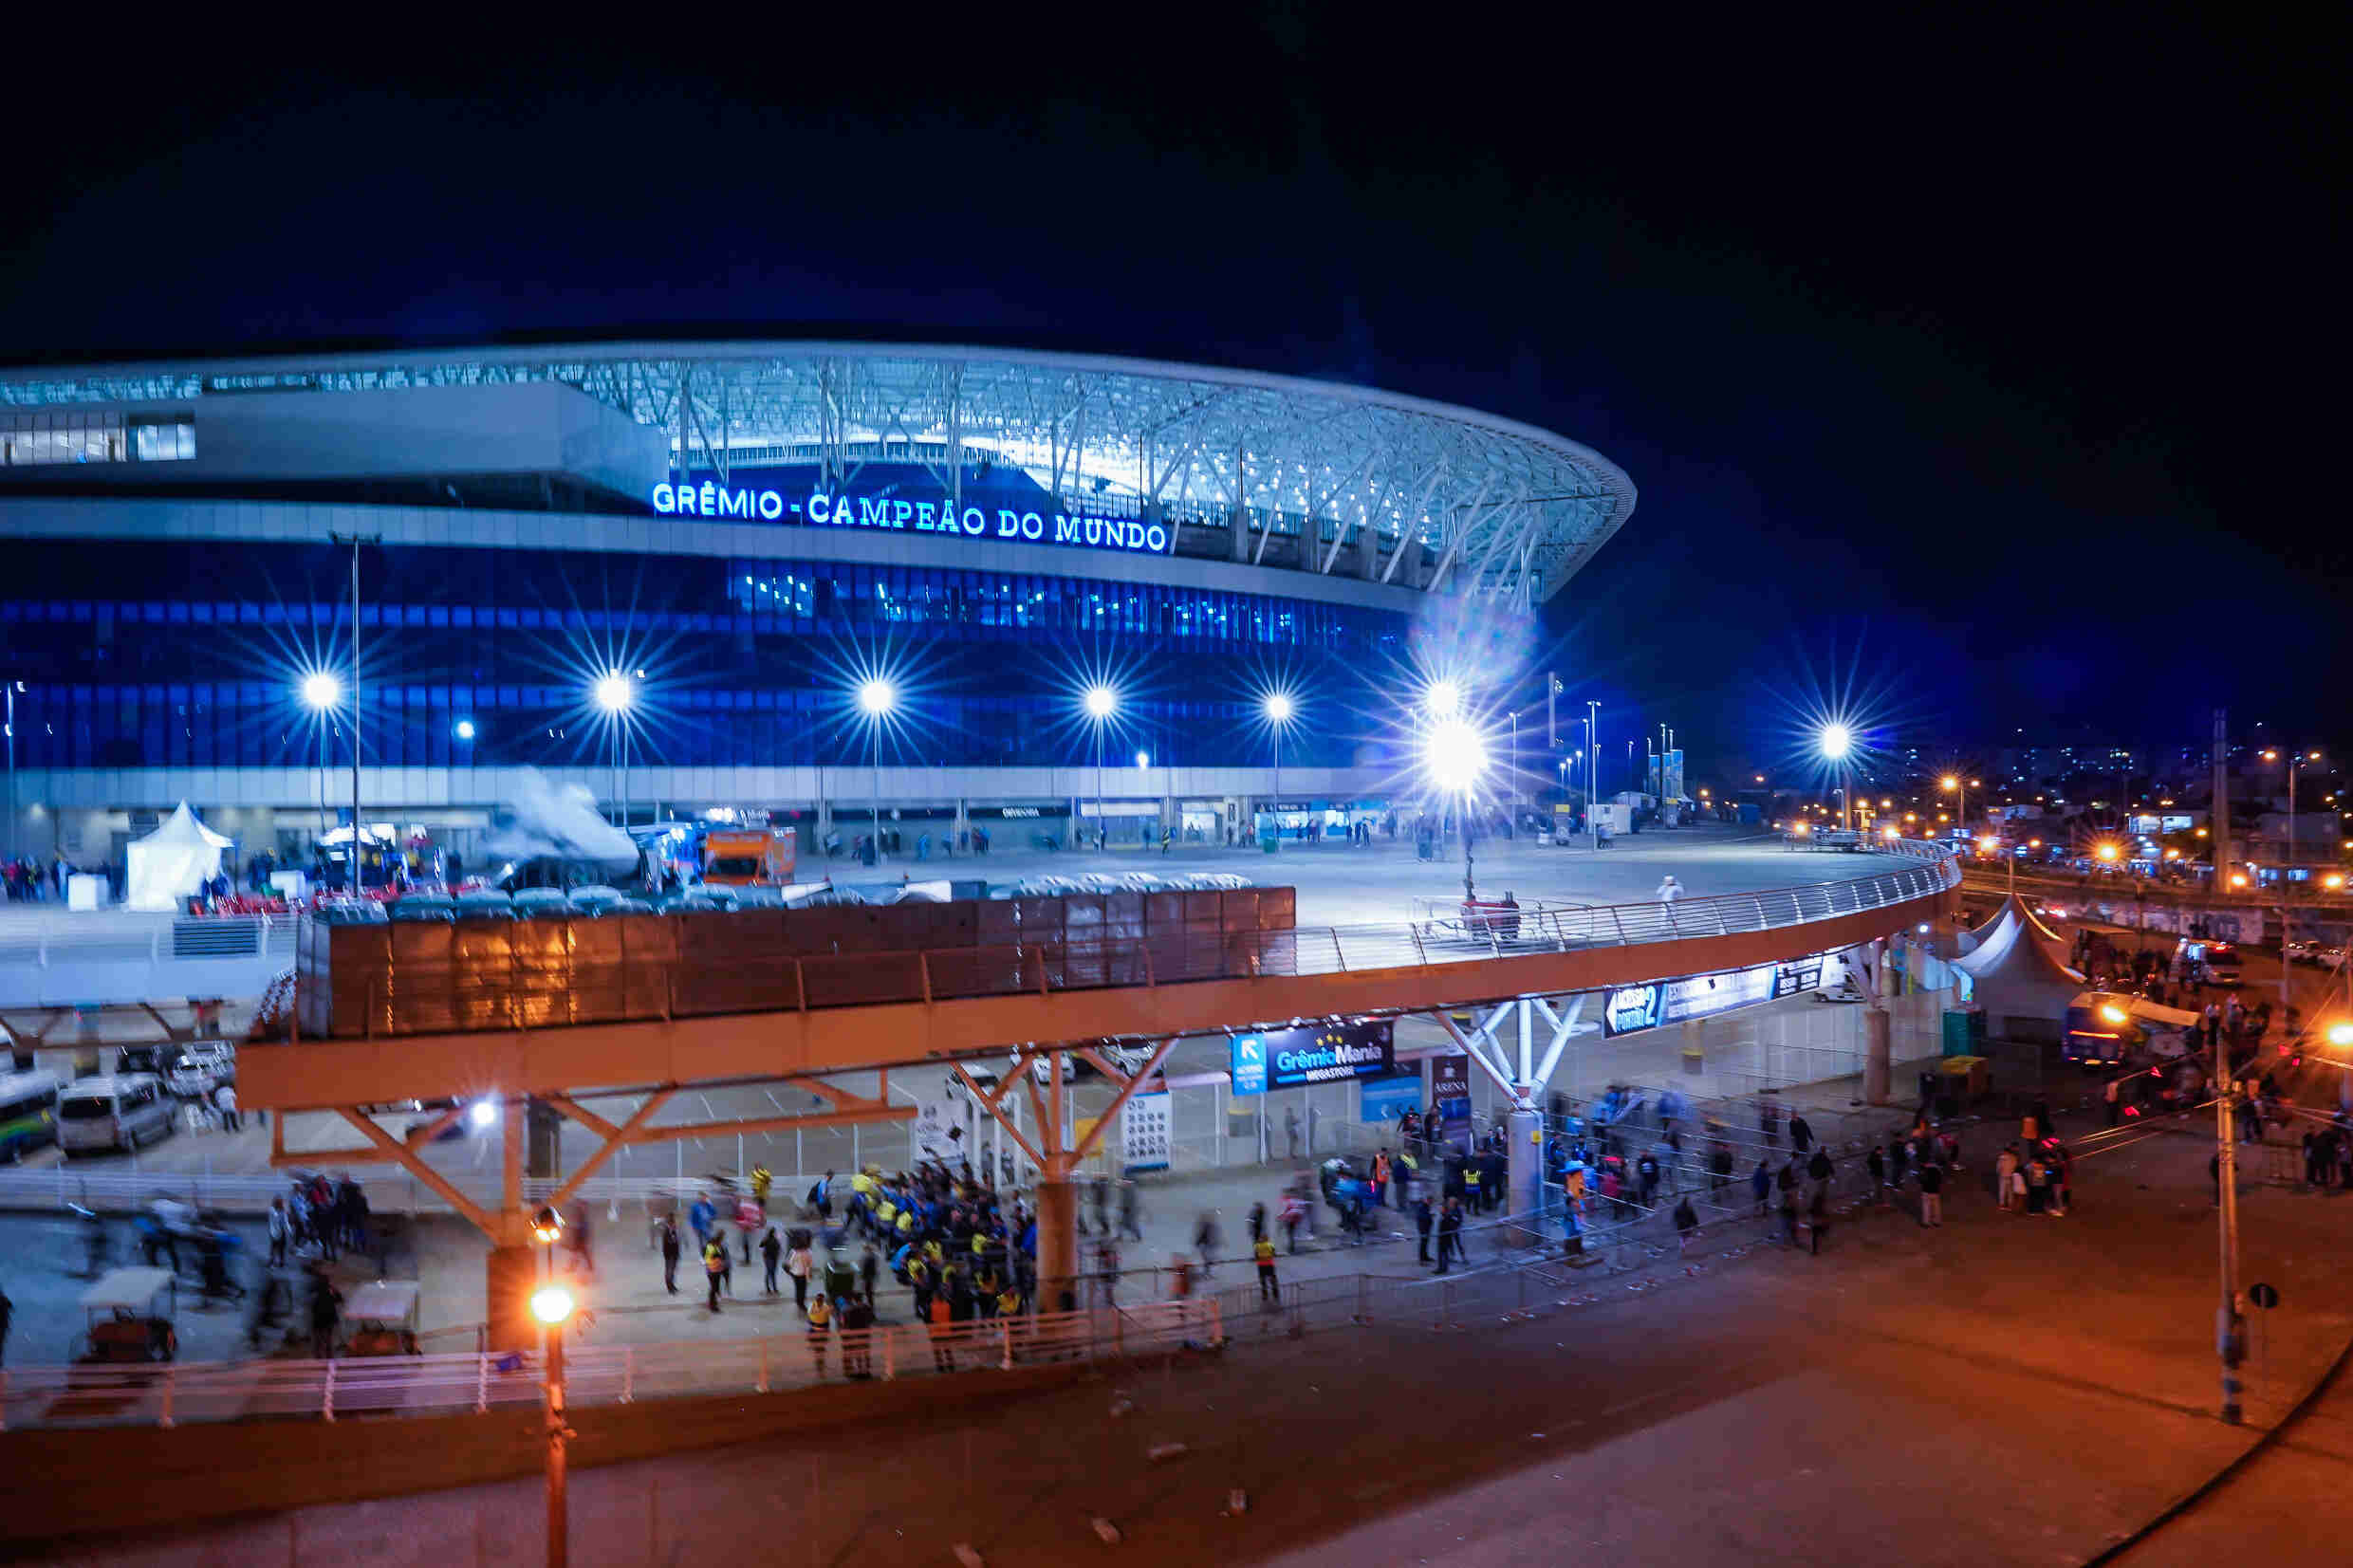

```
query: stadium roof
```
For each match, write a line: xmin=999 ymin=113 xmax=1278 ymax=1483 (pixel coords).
xmin=0 ymin=341 xmax=1636 ymax=604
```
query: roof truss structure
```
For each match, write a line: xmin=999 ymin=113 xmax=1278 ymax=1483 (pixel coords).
xmin=0 ymin=342 xmax=1637 ymax=604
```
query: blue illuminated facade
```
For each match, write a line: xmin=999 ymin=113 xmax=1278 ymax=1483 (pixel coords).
xmin=0 ymin=536 xmax=1407 ymax=773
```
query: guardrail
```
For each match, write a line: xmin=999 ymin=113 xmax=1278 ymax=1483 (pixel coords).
xmin=0 ymin=1297 xmax=1224 ymax=1431
xmin=0 ymin=913 xmax=297 ymax=1009
xmin=306 ymin=841 xmax=1958 ymax=1040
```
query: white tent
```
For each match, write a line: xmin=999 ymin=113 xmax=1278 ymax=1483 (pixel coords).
xmin=1957 ymin=893 xmax=2067 ymax=958
xmin=1951 ymin=897 xmax=2085 ymax=1042
xmin=124 ymin=802 xmax=232 ymax=912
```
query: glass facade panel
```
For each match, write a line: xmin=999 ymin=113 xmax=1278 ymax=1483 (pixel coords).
xmin=0 ymin=539 xmax=1411 ymax=773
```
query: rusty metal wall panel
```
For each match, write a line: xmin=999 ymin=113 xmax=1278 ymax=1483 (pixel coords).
xmin=1258 ymin=886 xmax=1297 ymax=931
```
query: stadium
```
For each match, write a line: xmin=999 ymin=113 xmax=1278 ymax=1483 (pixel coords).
xmin=0 ymin=342 xmax=1636 ymax=873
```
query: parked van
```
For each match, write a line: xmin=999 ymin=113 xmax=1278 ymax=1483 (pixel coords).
xmin=57 ymin=1075 xmax=175 ymax=1154
xmin=0 ymin=1071 xmax=63 ymax=1161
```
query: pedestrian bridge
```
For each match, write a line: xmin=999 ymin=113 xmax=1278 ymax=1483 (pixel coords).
xmin=235 ymin=842 xmax=1958 ymax=1114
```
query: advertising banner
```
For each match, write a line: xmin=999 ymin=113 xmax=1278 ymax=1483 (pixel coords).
xmin=1602 ymin=954 xmax=1831 ymax=1037
xmin=910 ymin=1099 xmax=960 ymax=1164
xmin=1121 ymin=1091 xmax=1173 ymax=1172
xmin=1360 ymin=1071 xmax=1423 ymax=1125
xmin=1431 ymin=1053 xmax=1473 ymax=1153
xmin=1228 ymin=1020 xmax=1395 ymax=1092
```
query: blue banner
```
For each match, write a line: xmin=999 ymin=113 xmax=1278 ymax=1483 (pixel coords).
xmin=1360 ymin=1072 xmax=1423 ymax=1124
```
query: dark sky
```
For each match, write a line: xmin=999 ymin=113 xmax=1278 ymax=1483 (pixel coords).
xmin=1 ymin=11 xmax=2336 ymax=779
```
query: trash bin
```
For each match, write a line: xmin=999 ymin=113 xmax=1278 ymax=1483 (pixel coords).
xmin=1941 ymin=1009 xmax=1986 ymax=1057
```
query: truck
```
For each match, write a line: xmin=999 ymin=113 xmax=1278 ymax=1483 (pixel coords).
xmin=699 ymin=825 xmax=797 ymax=886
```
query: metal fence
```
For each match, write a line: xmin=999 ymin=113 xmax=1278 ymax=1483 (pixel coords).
xmin=0 ymin=912 xmax=298 ymax=1008
xmin=0 ymin=1297 xmax=1225 ymax=1432
xmin=303 ymin=844 xmax=1958 ymax=1039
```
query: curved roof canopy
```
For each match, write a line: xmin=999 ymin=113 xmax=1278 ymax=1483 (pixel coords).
xmin=0 ymin=341 xmax=1636 ymax=605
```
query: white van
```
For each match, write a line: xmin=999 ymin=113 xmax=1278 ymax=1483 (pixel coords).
xmin=57 ymin=1075 xmax=175 ymax=1154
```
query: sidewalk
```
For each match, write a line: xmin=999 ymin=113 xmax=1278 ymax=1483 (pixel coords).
xmin=51 ymin=1102 xmax=2353 ymax=1566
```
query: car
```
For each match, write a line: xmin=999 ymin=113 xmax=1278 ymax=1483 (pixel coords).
xmin=161 ymin=1054 xmax=222 ymax=1099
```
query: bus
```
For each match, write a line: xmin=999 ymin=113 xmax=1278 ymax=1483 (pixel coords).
xmin=0 ymin=1070 xmax=63 ymax=1162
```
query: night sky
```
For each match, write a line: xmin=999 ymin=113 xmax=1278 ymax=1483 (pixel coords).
xmin=1 ymin=13 xmax=2334 ymax=777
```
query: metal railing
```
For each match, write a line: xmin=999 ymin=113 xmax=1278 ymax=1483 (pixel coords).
xmin=0 ymin=1297 xmax=1223 ymax=1431
xmin=308 ymin=842 xmax=1958 ymax=1040
xmin=0 ymin=913 xmax=297 ymax=1008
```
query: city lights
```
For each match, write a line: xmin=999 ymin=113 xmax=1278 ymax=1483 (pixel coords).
xmin=1134 ymin=749 xmax=1150 ymax=770
xmin=469 ymin=1099 xmax=498 ymax=1129
xmin=1818 ymin=724 xmax=1852 ymax=760
xmin=530 ymin=1284 xmax=576 ymax=1326
xmin=454 ymin=719 xmax=475 ymax=740
xmin=1425 ymin=679 xmax=1462 ymax=719
xmin=856 ymin=677 xmax=896 ymax=717
xmin=1264 ymin=692 xmax=1295 ymax=725
xmin=299 ymin=672 xmax=342 ymax=710
xmin=1084 ymin=683 xmax=1118 ymax=720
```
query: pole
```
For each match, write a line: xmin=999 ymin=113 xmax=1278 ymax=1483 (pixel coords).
xmin=1587 ymin=702 xmax=1600 ymax=852
xmin=2212 ymin=709 xmax=2233 ymax=895
xmin=870 ymin=718 xmax=880 ymax=863
xmin=545 ymin=1319 xmax=570 ymax=1565
xmin=1094 ymin=721 xmax=1103 ymax=854
xmin=2214 ymin=1037 xmax=2245 ymax=1424
xmin=349 ymin=538 xmax=362 ymax=885
xmin=1271 ymin=723 xmax=1282 ymax=851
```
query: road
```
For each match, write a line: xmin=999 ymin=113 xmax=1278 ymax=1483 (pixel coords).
xmin=50 ymin=1096 xmax=2353 ymax=1566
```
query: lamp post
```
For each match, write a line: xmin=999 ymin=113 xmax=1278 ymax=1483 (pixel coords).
xmin=1820 ymin=725 xmax=1853 ymax=833
xmin=1587 ymin=700 xmax=1601 ymax=851
xmin=857 ymin=679 xmax=895 ymax=863
xmin=593 ymin=673 xmax=635 ymax=833
xmin=531 ymin=1279 xmax=576 ymax=1565
xmin=301 ymin=673 xmax=342 ymax=855
xmin=1264 ymin=692 xmax=1294 ymax=853
xmin=1084 ymin=684 xmax=1116 ymax=853
xmin=1424 ymin=716 xmax=1490 ymax=903
xmin=4 ymin=680 xmax=17 ymax=864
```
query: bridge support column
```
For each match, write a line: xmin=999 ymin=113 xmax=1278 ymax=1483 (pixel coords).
xmin=1863 ymin=939 xmax=1893 ymax=1105
xmin=487 ymin=1241 xmax=539 ymax=1354
xmin=952 ymin=1039 xmax=1176 ymax=1313
xmin=1035 ymin=1170 xmax=1080 ymax=1313
xmin=1506 ymin=1102 xmax=1542 ymax=1238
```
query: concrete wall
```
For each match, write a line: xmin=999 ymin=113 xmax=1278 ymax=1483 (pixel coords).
xmin=9 ymin=763 xmax=1389 ymax=814
xmin=0 ymin=1356 xmax=1100 ymax=1549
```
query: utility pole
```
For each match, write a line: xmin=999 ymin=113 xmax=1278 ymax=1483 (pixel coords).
xmin=331 ymin=532 xmax=380 ymax=884
xmin=2211 ymin=709 xmax=2233 ymax=895
xmin=4 ymin=680 xmax=15 ymax=864
xmin=2214 ymin=1032 xmax=2246 ymax=1425
xmin=1587 ymin=701 xmax=1601 ymax=852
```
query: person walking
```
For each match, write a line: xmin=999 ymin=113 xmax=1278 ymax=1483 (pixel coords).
xmin=760 ymin=1225 xmax=783 ymax=1295
xmin=1996 ymin=1144 xmax=2021 ymax=1213
xmin=1806 ymin=1146 xmax=1834 ymax=1218
xmin=658 ymin=1215 xmax=681 ymax=1295
xmin=1655 ymin=875 xmax=1681 ymax=905
xmin=806 ymin=1290 xmax=833 ymax=1377
xmin=1414 ymin=1193 xmax=1435 ymax=1264
xmin=1436 ymin=1196 xmax=1465 ymax=1274
xmin=1254 ymin=1232 xmax=1280 ymax=1303
xmin=786 ymin=1231 xmax=814 ymax=1306
xmin=1749 ymin=1159 xmax=1771 ymax=1217
xmin=1777 ymin=1190 xmax=1800 ymax=1247
xmin=1673 ymin=1195 xmax=1699 ymax=1252
xmin=1865 ymin=1144 xmax=1887 ymax=1201
xmin=703 ymin=1234 xmax=727 ymax=1314
xmin=1918 ymin=1158 xmax=1945 ymax=1227
xmin=213 ymin=1081 xmax=239 ymax=1134
xmin=1285 ymin=1106 xmax=1303 ymax=1160
xmin=1788 ymin=1114 xmax=1813 ymax=1155
xmin=267 ymin=1197 xmax=291 ymax=1267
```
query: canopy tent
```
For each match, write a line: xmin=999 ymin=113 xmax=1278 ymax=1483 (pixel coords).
xmin=1952 ymin=898 xmax=2085 ymax=1042
xmin=124 ymin=802 xmax=232 ymax=912
xmin=1958 ymin=893 xmax=2067 ymax=957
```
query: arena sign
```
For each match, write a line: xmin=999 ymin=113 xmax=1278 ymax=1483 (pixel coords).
xmin=649 ymin=482 xmax=1170 ymax=555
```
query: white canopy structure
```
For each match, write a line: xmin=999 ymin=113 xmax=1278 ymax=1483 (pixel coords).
xmin=123 ymin=802 xmax=231 ymax=912
xmin=1952 ymin=897 xmax=2086 ymax=1042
